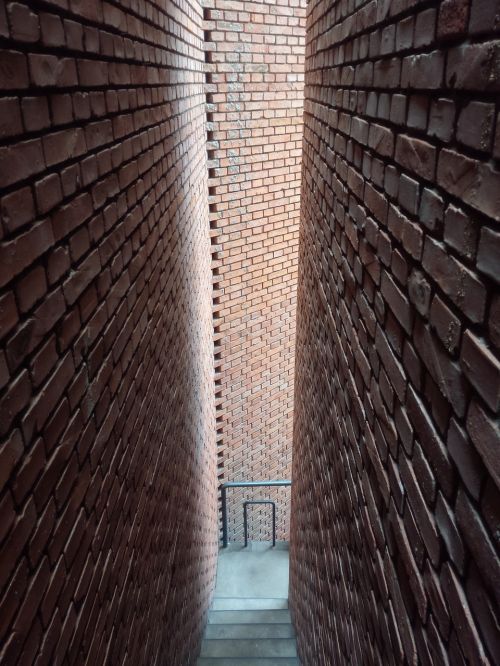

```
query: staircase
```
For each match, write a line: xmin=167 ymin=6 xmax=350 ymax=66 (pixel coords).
xmin=198 ymin=596 xmax=299 ymax=665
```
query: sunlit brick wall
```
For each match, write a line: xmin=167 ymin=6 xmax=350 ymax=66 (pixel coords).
xmin=290 ymin=0 xmax=500 ymax=663
xmin=0 ymin=1 xmax=217 ymax=663
xmin=204 ymin=0 xmax=306 ymax=542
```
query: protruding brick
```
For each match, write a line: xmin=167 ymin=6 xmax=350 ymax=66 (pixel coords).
xmin=438 ymin=0 xmax=470 ymax=37
xmin=467 ymin=400 xmax=500 ymax=489
xmin=443 ymin=204 xmax=477 ymax=261
xmin=457 ymin=101 xmax=495 ymax=152
xmin=461 ymin=330 xmax=500 ymax=412
xmin=422 ymin=236 xmax=486 ymax=323
xmin=477 ymin=226 xmax=500 ymax=284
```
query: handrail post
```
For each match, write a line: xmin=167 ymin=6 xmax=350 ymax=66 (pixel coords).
xmin=220 ymin=480 xmax=291 ymax=548
xmin=243 ymin=502 xmax=248 ymax=548
xmin=221 ymin=484 xmax=228 ymax=548
xmin=272 ymin=502 xmax=276 ymax=547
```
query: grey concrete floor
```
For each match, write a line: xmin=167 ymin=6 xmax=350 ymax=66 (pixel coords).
xmin=214 ymin=541 xmax=289 ymax=599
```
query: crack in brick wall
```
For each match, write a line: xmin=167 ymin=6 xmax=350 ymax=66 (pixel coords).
xmin=203 ymin=0 xmax=306 ymax=542
xmin=290 ymin=0 xmax=500 ymax=664
xmin=0 ymin=1 xmax=217 ymax=664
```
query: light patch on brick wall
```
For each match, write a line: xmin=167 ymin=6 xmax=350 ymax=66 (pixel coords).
xmin=204 ymin=0 xmax=306 ymax=542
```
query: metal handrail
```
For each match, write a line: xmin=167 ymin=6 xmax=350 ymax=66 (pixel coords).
xmin=220 ymin=480 xmax=292 ymax=548
xmin=243 ymin=501 xmax=276 ymax=548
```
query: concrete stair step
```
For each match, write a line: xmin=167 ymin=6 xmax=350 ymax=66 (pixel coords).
xmin=212 ymin=597 xmax=288 ymax=611
xmin=205 ymin=623 xmax=295 ymax=639
xmin=209 ymin=609 xmax=292 ymax=624
xmin=200 ymin=638 xmax=297 ymax=658
xmin=197 ymin=657 xmax=300 ymax=666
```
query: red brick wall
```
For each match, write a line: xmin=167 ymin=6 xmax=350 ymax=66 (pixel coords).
xmin=0 ymin=1 xmax=217 ymax=664
xmin=290 ymin=0 xmax=500 ymax=664
xmin=204 ymin=0 xmax=306 ymax=541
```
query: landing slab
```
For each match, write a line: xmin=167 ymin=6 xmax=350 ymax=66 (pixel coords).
xmin=215 ymin=541 xmax=289 ymax=599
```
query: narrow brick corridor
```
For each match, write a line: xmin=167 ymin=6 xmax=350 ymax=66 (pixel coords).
xmin=0 ymin=0 xmax=499 ymax=665
xmin=205 ymin=0 xmax=306 ymax=543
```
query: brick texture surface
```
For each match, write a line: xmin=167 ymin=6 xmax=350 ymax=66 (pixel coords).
xmin=290 ymin=0 xmax=500 ymax=664
xmin=0 ymin=1 xmax=217 ymax=664
xmin=203 ymin=0 xmax=306 ymax=541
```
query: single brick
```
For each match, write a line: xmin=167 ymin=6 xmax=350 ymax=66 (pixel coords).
xmin=469 ymin=0 xmax=500 ymax=33
xmin=435 ymin=492 xmax=466 ymax=573
xmin=0 ymin=97 xmax=22 ymax=138
xmin=0 ymin=218 xmax=55 ymax=289
xmin=428 ymin=98 xmax=455 ymax=143
xmin=467 ymin=399 xmax=500 ymax=489
xmin=401 ymin=51 xmax=444 ymax=89
xmin=477 ymin=226 xmax=500 ymax=284
xmin=441 ymin=563 xmax=490 ymax=664
xmin=438 ymin=148 xmax=500 ymax=222
xmin=0 ymin=186 xmax=35 ymax=235
xmin=7 ymin=3 xmax=40 ymax=43
xmin=437 ymin=0 xmax=470 ymax=37
xmin=381 ymin=270 xmax=413 ymax=334
xmin=39 ymin=12 xmax=66 ymax=47
xmin=29 ymin=54 xmax=78 ymax=87
xmin=0 ymin=139 xmax=45 ymax=188
xmin=395 ymin=16 xmax=413 ymax=51
xmin=457 ymin=101 xmax=495 ymax=152
xmin=407 ymin=94 xmax=428 ymax=131
xmin=408 ymin=269 xmax=431 ymax=317
xmin=15 ymin=264 xmax=47 ymax=314
xmin=446 ymin=42 xmax=500 ymax=92
xmin=443 ymin=204 xmax=478 ymax=262
xmin=0 ymin=49 xmax=29 ymax=89
xmin=461 ymin=330 xmax=500 ymax=412
xmin=0 ymin=290 xmax=18 ymax=341
xmin=395 ymin=135 xmax=436 ymax=181
xmin=21 ymin=96 xmax=51 ymax=132
xmin=35 ymin=173 xmax=63 ymax=215
xmin=429 ymin=294 xmax=461 ymax=355
xmin=422 ymin=237 xmax=486 ymax=323
xmin=414 ymin=8 xmax=436 ymax=47
xmin=398 ymin=174 xmax=419 ymax=215
xmin=455 ymin=489 xmax=500 ymax=607
xmin=494 ymin=111 xmax=500 ymax=159
xmin=414 ymin=318 xmax=468 ymax=419
xmin=447 ymin=418 xmax=484 ymax=501
xmin=0 ymin=369 xmax=31 ymax=437
xmin=489 ymin=294 xmax=500 ymax=349
xmin=389 ymin=93 xmax=406 ymax=124
xmin=419 ymin=187 xmax=444 ymax=232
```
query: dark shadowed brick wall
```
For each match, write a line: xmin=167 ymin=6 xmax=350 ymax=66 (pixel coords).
xmin=0 ymin=1 xmax=217 ymax=664
xmin=203 ymin=0 xmax=306 ymax=542
xmin=290 ymin=0 xmax=500 ymax=664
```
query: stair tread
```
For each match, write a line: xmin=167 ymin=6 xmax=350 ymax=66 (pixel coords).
xmin=212 ymin=597 xmax=288 ymax=611
xmin=198 ymin=658 xmax=299 ymax=665
xmin=209 ymin=609 xmax=292 ymax=624
xmin=205 ymin=623 xmax=295 ymax=639
xmin=201 ymin=637 xmax=297 ymax=658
